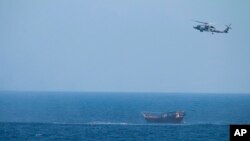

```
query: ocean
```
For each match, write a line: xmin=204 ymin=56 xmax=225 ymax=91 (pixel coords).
xmin=0 ymin=91 xmax=250 ymax=141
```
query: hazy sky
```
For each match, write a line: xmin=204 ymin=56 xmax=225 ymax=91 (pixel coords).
xmin=1 ymin=0 xmax=250 ymax=93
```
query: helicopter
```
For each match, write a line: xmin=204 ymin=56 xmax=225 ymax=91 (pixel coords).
xmin=193 ymin=20 xmax=231 ymax=34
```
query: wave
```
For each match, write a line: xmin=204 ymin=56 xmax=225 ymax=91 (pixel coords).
xmin=51 ymin=121 xmax=229 ymax=126
xmin=52 ymin=121 xmax=147 ymax=126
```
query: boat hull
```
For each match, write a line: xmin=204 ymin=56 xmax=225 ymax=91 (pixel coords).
xmin=144 ymin=116 xmax=184 ymax=123
xmin=142 ymin=111 xmax=185 ymax=124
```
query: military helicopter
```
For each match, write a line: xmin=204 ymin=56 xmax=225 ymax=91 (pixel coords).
xmin=193 ymin=20 xmax=231 ymax=34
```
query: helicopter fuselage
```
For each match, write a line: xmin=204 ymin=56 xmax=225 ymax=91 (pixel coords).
xmin=193 ymin=23 xmax=231 ymax=34
xmin=193 ymin=25 xmax=215 ymax=32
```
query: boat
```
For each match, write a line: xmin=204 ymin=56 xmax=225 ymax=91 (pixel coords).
xmin=141 ymin=111 xmax=185 ymax=123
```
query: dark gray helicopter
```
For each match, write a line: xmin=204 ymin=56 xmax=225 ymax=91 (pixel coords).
xmin=193 ymin=20 xmax=231 ymax=34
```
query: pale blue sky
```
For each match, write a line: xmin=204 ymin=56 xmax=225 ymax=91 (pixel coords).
xmin=1 ymin=0 xmax=250 ymax=93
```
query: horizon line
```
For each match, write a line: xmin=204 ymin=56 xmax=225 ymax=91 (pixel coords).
xmin=0 ymin=90 xmax=249 ymax=95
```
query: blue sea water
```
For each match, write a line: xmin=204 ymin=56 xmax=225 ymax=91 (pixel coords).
xmin=0 ymin=91 xmax=250 ymax=141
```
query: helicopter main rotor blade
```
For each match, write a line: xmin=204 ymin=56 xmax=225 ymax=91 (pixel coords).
xmin=192 ymin=20 xmax=209 ymax=24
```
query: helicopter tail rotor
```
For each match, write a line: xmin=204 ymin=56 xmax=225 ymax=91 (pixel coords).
xmin=226 ymin=24 xmax=232 ymax=30
xmin=224 ymin=24 xmax=232 ymax=33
